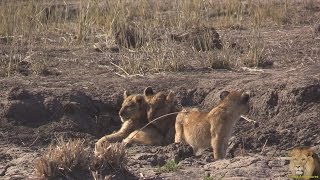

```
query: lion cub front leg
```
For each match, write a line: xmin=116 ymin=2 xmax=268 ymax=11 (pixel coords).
xmin=174 ymin=116 xmax=185 ymax=143
xmin=211 ymin=134 xmax=227 ymax=160
xmin=96 ymin=120 xmax=134 ymax=147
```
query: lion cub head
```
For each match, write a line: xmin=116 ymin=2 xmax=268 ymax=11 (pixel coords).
xmin=289 ymin=147 xmax=318 ymax=177
xmin=119 ymin=91 xmax=147 ymax=122
xmin=219 ymin=90 xmax=250 ymax=115
xmin=119 ymin=87 xmax=176 ymax=123
xmin=143 ymin=87 xmax=176 ymax=121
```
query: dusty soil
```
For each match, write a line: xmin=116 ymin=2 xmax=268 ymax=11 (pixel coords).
xmin=0 ymin=1 xmax=320 ymax=179
xmin=1 ymin=63 xmax=320 ymax=179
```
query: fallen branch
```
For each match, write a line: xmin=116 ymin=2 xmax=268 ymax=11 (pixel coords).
xmin=29 ymin=135 xmax=40 ymax=147
xmin=241 ymin=67 xmax=264 ymax=72
xmin=110 ymin=62 xmax=130 ymax=76
xmin=240 ymin=115 xmax=257 ymax=123
xmin=260 ymin=138 xmax=268 ymax=154
xmin=114 ymin=72 xmax=144 ymax=78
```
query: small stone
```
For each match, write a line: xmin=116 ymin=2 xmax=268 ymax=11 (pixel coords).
xmin=204 ymin=172 xmax=211 ymax=177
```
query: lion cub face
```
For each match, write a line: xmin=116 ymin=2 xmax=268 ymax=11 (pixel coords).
xmin=289 ymin=147 xmax=316 ymax=176
xmin=145 ymin=91 xmax=175 ymax=121
xmin=119 ymin=91 xmax=146 ymax=122
xmin=219 ymin=91 xmax=250 ymax=115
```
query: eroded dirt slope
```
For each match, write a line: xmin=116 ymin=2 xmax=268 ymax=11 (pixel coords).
xmin=0 ymin=64 xmax=319 ymax=179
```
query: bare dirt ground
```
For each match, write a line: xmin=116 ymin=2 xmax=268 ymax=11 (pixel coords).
xmin=0 ymin=0 xmax=320 ymax=179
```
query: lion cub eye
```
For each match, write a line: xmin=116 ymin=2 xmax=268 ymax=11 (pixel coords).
xmin=301 ymin=158 xmax=306 ymax=161
xmin=128 ymin=103 xmax=136 ymax=107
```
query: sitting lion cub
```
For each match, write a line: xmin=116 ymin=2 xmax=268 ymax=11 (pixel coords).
xmin=175 ymin=90 xmax=250 ymax=160
xmin=289 ymin=146 xmax=320 ymax=180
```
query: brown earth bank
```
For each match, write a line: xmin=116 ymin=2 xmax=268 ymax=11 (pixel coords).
xmin=0 ymin=64 xmax=319 ymax=179
xmin=0 ymin=1 xmax=320 ymax=179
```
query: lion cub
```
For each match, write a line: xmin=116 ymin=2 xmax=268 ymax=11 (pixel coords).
xmin=175 ymin=91 xmax=250 ymax=160
xmin=96 ymin=87 xmax=177 ymax=148
xmin=144 ymin=88 xmax=178 ymax=144
xmin=289 ymin=147 xmax=320 ymax=180
xmin=123 ymin=88 xmax=177 ymax=145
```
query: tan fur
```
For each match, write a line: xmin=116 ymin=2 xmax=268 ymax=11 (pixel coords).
xmin=289 ymin=147 xmax=320 ymax=180
xmin=175 ymin=91 xmax=250 ymax=160
xmin=96 ymin=87 xmax=177 ymax=147
xmin=124 ymin=88 xmax=178 ymax=145
xmin=144 ymin=90 xmax=178 ymax=144
xmin=123 ymin=126 xmax=164 ymax=145
xmin=96 ymin=93 xmax=149 ymax=147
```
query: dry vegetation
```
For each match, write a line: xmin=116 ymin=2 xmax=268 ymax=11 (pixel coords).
xmin=34 ymin=138 xmax=129 ymax=179
xmin=0 ymin=1 xmax=319 ymax=179
xmin=92 ymin=141 xmax=129 ymax=179
xmin=0 ymin=0 xmax=318 ymax=77
xmin=34 ymin=138 xmax=91 ymax=179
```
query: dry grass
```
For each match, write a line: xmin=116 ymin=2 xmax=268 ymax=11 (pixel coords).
xmin=0 ymin=0 xmax=318 ymax=77
xmin=157 ymin=160 xmax=180 ymax=173
xmin=34 ymin=138 xmax=130 ymax=179
xmin=92 ymin=141 xmax=128 ymax=179
xmin=34 ymin=138 xmax=90 ymax=179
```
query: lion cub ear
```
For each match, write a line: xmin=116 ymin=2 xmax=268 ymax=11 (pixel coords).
xmin=241 ymin=91 xmax=250 ymax=103
xmin=144 ymin=87 xmax=154 ymax=96
xmin=166 ymin=91 xmax=175 ymax=102
xmin=124 ymin=91 xmax=130 ymax=98
xmin=220 ymin=91 xmax=230 ymax=100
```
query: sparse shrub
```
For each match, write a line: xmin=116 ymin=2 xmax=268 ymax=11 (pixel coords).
xmin=203 ymin=176 xmax=214 ymax=180
xmin=203 ymin=172 xmax=226 ymax=180
xmin=171 ymin=26 xmax=223 ymax=51
xmin=157 ymin=160 xmax=179 ymax=173
xmin=211 ymin=58 xmax=231 ymax=70
xmin=34 ymin=138 xmax=132 ymax=180
xmin=114 ymin=23 xmax=146 ymax=49
xmin=34 ymin=138 xmax=90 ymax=180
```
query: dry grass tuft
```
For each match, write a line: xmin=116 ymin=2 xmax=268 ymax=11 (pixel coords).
xmin=114 ymin=23 xmax=146 ymax=48
xmin=92 ymin=141 xmax=129 ymax=179
xmin=171 ymin=26 xmax=223 ymax=51
xmin=34 ymin=138 xmax=90 ymax=179
xmin=157 ymin=160 xmax=179 ymax=173
xmin=34 ymin=138 xmax=131 ymax=179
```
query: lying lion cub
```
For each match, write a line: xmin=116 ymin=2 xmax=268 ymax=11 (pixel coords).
xmin=175 ymin=90 xmax=250 ymax=160
xmin=96 ymin=87 xmax=177 ymax=148
xmin=123 ymin=89 xmax=177 ymax=145
xmin=289 ymin=146 xmax=320 ymax=180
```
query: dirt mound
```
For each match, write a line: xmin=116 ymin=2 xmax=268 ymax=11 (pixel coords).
xmin=170 ymin=26 xmax=223 ymax=51
xmin=113 ymin=25 xmax=223 ymax=51
xmin=1 ymin=66 xmax=319 ymax=150
xmin=200 ymin=69 xmax=320 ymax=154
xmin=0 ymin=86 xmax=123 ymax=146
xmin=0 ymin=65 xmax=319 ymax=179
